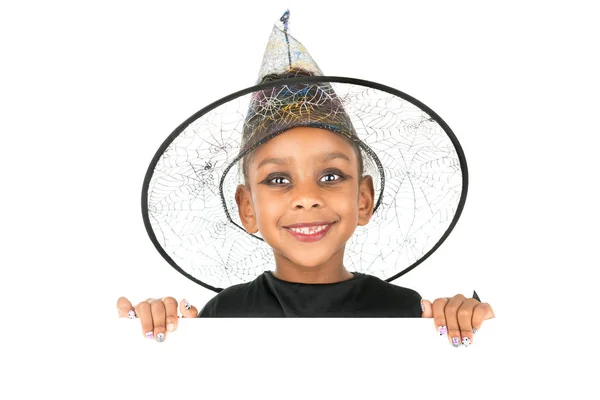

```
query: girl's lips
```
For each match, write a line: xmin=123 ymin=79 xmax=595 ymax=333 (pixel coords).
xmin=284 ymin=223 xmax=334 ymax=243
xmin=284 ymin=221 xmax=332 ymax=228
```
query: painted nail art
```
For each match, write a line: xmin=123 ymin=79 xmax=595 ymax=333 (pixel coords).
xmin=156 ymin=333 xmax=165 ymax=343
xmin=462 ymin=337 xmax=471 ymax=347
xmin=451 ymin=337 xmax=461 ymax=347
xmin=167 ymin=324 xmax=175 ymax=332
xmin=184 ymin=301 xmax=191 ymax=310
xmin=128 ymin=310 xmax=136 ymax=319
xmin=472 ymin=328 xmax=477 ymax=334
xmin=438 ymin=326 xmax=447 ymax=336
xmin=420 ymin=300 xmax=424 ymax=313
xmin=145 ymin=332 xmax=154 ymax=340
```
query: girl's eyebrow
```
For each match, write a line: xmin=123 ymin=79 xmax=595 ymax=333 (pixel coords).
xmin=321 ymin=151 xmax=351 ymax=163
xmin=256 ymin=152 xmax=351 ymax=170
xmin=256 ymin=156 xmax=293 ymax=170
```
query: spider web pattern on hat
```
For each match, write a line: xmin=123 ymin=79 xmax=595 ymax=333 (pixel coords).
xmin=142 ymin=11 xmax=467 ymax=292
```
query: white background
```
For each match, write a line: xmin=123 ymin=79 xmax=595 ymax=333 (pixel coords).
xmin=1 ymin=0 xmax=598 ymax=398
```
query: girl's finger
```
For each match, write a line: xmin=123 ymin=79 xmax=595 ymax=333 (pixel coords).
xmin=484 ymin=302 xmax=495 ymax=319
xmin=457 ymin=298 xmax=479 ymax=347
xmin=150 ymin=299 xmax=167 ymax=343
xmin=420 ymin=299 xmax=433 ymax=318
xmin=180 ymin=299 xmax=199 ymax=318
xmin=444 ymin=294 xmax=466 ymax=347
xmin=472 ymin=302 xmax=495 ymax=333
xmin=117 ymin=297 xmax=135 ymax=318
xmin=431 ymin=298 xmax=449 ymax=336
xmin=162 ymin=297 xmax=179 ymax=333
xmin=135 ymin=301 xmax=155 ymax=340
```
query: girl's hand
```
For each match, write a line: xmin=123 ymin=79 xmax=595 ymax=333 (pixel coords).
xmin=116 ymin=297 xmax=198 ymax=342
xmin=421 ymin=294 xmax=495 ymax=347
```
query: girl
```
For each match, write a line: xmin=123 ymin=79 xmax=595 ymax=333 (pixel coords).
xmin=117 ymin=11 xmax=495 ymax=347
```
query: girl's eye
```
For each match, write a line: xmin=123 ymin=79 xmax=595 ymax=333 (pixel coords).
xmin=268 ymin=176 xmax=290 ymax=185
xmin=263 ymin=171 xmax=345 ymax=186
xmin=320 ymin=173 xmax=341 ymax=182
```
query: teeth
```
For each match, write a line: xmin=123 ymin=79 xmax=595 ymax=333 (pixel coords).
xmin=289 ymin=225 xmax=329 ymax=234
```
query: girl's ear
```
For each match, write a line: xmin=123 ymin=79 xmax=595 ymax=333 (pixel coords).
xmin=357 ymin=175 xmax=375 ymax=226
xmin=235 ymin=185 xmax=259 ymax=233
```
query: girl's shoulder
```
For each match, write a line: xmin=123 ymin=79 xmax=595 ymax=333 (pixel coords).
xmin=354 ymin=272 xmax=422 ymax=312
xmin=196 ymin=274 xmax=269 ymax=317
xmin=358 ymin=272 xmax=421 ymax=298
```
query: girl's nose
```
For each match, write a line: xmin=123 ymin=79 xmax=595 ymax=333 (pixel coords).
xmin=291 ymin=181 xmax=324 ymax=210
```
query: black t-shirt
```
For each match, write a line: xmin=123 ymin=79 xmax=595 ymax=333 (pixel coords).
xmin=197 ymin=271 xmax=422 ymax=317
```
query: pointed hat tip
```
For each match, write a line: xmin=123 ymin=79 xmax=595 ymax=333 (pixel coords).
xmin=279 ymin=9 xmax=290 ymax=31
xmin=280 ymin=9 xmax=290 ymax=22
xmin=255 ymin=9 xmax=323 ymax=83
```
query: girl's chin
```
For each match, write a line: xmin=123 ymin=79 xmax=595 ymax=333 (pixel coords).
xmin=282 ymin=255 xmax=331 ymax=268
xmin=269 ymin=240 xmax=347 ymax=268
xmin=273 ymin=252 xmax=335 ymax=269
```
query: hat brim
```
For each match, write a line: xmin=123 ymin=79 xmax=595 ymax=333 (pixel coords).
xmin=142 ymin=76 xmax=468 ymax=293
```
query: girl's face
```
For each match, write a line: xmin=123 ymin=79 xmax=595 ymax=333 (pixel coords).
xmin=235 ymin=127 xmax=375 ymax=271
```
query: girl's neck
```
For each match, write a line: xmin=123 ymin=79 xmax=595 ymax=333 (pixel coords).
xmin=272 ymin=250 xmax=354 ymax=284
xmin=272 ymin=267 xmax=355 ymax=284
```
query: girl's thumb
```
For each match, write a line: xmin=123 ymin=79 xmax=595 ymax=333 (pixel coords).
xmin=420 ymin=299 xmax=433 ymax=318
xmin=180 ymin=298 xmax=198 ymax=318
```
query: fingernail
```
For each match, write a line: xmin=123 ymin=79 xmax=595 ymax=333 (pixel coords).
xmin=167 ymin=324 xmax=175 ymax=332
xmin=462 ymin=337 xmax=471 ymax=347
xmin=472 ymin=328 xmax=477 ymax=334
xmin=145 ymin=331 xmax=154 ymax=340
xmin=438 ymin=326 xmax=447 ymax=336
xmin=451 ymin=337 xmax=461 ymax=347
xmin=156 ymin=333 xmax=165 ymax=343
xmin=184 ymin=301 xmax=191 ymax=310
xmin=128 ymin=310 xmax=136 ymax=319
xmin=420 ymin=300 xmax=424 ymax=313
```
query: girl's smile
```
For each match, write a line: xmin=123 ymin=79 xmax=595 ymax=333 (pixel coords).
xmin=284 ymin=221 xmax=336 ymax=242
